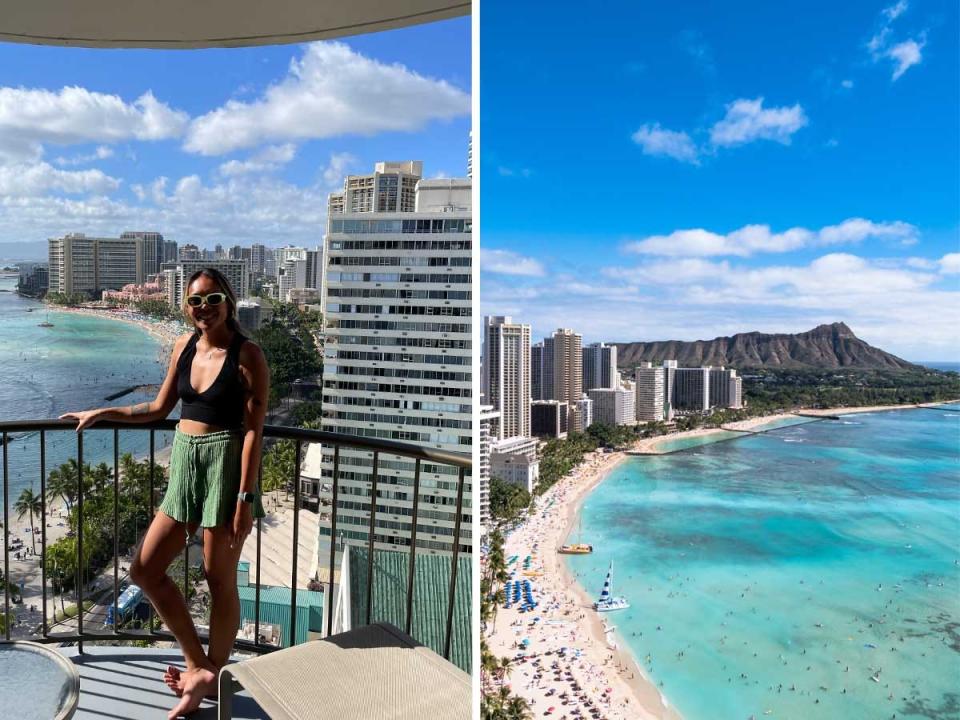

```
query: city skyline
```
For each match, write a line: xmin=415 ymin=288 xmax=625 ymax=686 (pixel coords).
xmin=480 ymin=0 xmax=959 ymax=361
xmin=0 ymin=18 xmax=470 ymax=250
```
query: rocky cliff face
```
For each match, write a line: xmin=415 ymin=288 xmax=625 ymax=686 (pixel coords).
xmin=614 ymin=323 xmax=918 ymax=370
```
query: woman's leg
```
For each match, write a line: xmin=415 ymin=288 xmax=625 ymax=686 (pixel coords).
xmin=130 ymin=511 xmax=210 ymax=672
xmin=203 ymin=524 xmax=246 ymax=669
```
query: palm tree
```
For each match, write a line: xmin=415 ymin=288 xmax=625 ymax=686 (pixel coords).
xmin=504 ymin=695 xmax=531 ymax=720
xmin=46 ymin=459 xmax=80 ymax=512
xmin=14 ymin=486 xmax=43 ymax=555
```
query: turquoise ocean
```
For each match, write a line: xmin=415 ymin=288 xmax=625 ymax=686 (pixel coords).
xmin=565 ymin=410 xmax=960 ymax=720
xmin=0 ymin=276 xmax=174 ymax=514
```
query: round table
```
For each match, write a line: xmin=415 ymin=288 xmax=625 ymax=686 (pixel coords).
xmin=0 ymin=641 xmax=80 ymax=719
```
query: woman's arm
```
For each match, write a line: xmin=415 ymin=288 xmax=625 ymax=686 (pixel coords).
xmin=232 ymin=341 xmax=269 ymax=547
xmin=59 ymin=333 xmax=191 ymax=431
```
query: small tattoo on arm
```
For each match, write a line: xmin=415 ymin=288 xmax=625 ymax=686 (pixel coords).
xmin=131 ymin=403 xmax=150 ymax=416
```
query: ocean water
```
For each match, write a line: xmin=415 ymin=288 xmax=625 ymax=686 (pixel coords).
xmin=0 ymin=276 xmax=174 ymax=513
xmin=566 ymin=409 xmax=960 ymax=720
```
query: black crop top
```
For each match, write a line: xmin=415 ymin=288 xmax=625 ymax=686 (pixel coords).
xmin=176 ymin=332 xmax=248 ymax=429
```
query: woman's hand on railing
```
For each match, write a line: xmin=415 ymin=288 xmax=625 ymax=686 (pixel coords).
xmin=59 ymin=409 xmax=103 ymax=432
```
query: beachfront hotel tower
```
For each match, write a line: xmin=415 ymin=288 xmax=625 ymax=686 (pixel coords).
xmin=542 ymin=328 xmax=585 ymax=431
xmin=582 ymin=342 xmax=618 ymax=391
xmin=482 ymin=316 xmax=531 ymax=440
xmin=634 ymin=362 xmax=666 ymax=421
xmin=317 ymin=162 xmax=472 ymax=559
xmin=48 ymin=232 xmax=168 ymax=296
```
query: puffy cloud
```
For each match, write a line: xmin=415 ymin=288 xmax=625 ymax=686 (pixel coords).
xmin=631 ymin=124 xmax=699 ymax=164
xmin=322 ymin=152 xmax=357 ymax=188
xmin=0 ymin=172 xmax=329 ymax=247
xmin=817 ymin=218 xmax=917 ymax=246
xmin=625 ymin=218 xmax=917 ymax=257
xmin=709 ymin=97 xmax=808 ymax=147
xmin=481 ymin=251 xmax=959 ymax=358
xmin=0 ymin=87 xmax=187 ymax=147
xmin=185 ymin=42 xmax=470 ymax=155
xmin=481 ymin=248 xmax=546 ymax=277
xmin=218 ymin=143 xmax=296 ymax=177
xmin=940 ymin=253 xmax=960 ymax=275
xmin=887 ymin=38 xmax=925 ymax=81
xmin=867 ymin=2 xmax=925 ymax=82
xmin=0 ymin=162 xmax=120 ymax=197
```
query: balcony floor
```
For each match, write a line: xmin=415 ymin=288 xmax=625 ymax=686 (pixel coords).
xmin=59 ymin=646 xmax=269 ymax=719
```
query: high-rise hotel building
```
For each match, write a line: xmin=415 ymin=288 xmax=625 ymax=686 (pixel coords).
xmin=482 ymin=316 xmax=531 ymax=440
xmin=582 ymin=342 xmax=618 ymax=391
xmin=319 ymin=162 xmax=472 ymax=559
xmin=543 ymin=328 xmax=584 ymax=431
xmin=48 ymin=231 xmax=166 ymax=296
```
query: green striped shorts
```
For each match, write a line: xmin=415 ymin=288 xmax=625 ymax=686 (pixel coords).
xmin=159 ymin=427 xmax=265 ymax=527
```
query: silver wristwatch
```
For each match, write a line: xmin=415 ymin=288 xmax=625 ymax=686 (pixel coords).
xmin=237 ymin=491 xmax=256 ymax=503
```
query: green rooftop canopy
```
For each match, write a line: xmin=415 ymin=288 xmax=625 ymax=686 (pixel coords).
xmin=0 ymin=0 xmax=469 ymax=49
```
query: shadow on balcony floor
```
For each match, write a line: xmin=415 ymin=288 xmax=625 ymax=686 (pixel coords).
xmin=59 ymin=646 xmax=268 ymax=719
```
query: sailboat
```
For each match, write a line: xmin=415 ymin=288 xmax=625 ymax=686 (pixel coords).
xmin=558 ymin=514 xmax=593 ymax=554
xmin=38 ymin=312 xmax=54 ymax=328
xmin=593 ymin=561 xmax=629 ymax=612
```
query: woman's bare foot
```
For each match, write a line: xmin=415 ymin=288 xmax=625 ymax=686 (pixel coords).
xmin=163 ymin=665 xmax=185 ymax=697
xmin=167 ymin=666 xmax=217 ymax=719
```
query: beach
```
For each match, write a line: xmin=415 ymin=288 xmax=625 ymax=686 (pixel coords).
xmin=51 ymin=305 xmax=187 ymax=356
xmin=486 ymin=449 xmax=681 ymax=720
xmin=485 ymin=399 xmax=960 ymax=718
xmin=630 ymin=401 xmax=960 ymax=454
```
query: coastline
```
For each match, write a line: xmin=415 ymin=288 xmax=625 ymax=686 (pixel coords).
xmin=631 ymin=401 xmax=960 ymax=454
xmin=486 ymin=450 xmax=681 ymax=720
xmin=486 ymin=399 xmax=959 ymax=718
xmin=49 ymin=305 xmax=187 ymax=356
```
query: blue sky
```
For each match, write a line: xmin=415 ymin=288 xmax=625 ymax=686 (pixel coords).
xmin=480 ymin=0 xmax=959 ymax=360
xmin=0 ymin=18 xmax=470 ymax=249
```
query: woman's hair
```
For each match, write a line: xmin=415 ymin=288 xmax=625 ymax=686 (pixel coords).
xmin=181 ymin=268 xmax=241 ymax=334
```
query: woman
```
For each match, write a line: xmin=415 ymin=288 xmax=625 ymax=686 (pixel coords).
xmin=61 ymin=268 xmax=268 ymax=719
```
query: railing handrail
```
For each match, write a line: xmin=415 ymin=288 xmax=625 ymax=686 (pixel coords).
xmin=0 ymin=419 xmax=471 ymax=469
xmin=2 ymin=418 xmax=472 ymax=669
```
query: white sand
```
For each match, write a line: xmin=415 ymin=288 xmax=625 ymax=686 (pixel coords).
xmin=485 ymin=451 xmax=682 ymax=720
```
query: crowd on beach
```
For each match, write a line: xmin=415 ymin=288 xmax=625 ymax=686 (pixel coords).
xmin=485 ymin=450 xmax=680 ymax=720
xmin=53 ymin=305 xmax=187 ymax=356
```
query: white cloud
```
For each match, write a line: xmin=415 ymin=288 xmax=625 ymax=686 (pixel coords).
xmin=54 ymin=146 xmax=115 ymax=167
xmin=817 ymin=218 xmax=917 ymax=246
xmin=481 ymin=248 xmax=546 ymax=277
xmin=631 ymin=124 xmax=699 ymax=164
xmin=218 ymin=143 xmax=296 ymax=177
xmin=0 ymin=87 xmax=188 ymax=149
xmin=883 ymin=0 xmax=908 ymax=22
xmin=1 ymin=172 xmax=330 ymax=247
xmin=940 ymin=253 xmax=960 ymax=275
xmin=625 ymin=218 xmax=917 ymax=257
xmin=322 ymin=152 xmax=357 ymax=188
xmin=709 ymin=97 xmax=808 ymax=147
xmin=840 ymin=79 xmax=854 ymax=89
xmin=867 ymin=2 xmax=926 ymax=82
xmin=481 ymin=251 xmax=960 ymax=358
xmin=185 ymin=42 xmax=470 ymax=155
xmin=0 ymin=162 xmax=120 ymax=197
xmin=887 ymin=38 xmax=925 ymax=80
xmin=497 ymin=166 xmax=532 ymax=178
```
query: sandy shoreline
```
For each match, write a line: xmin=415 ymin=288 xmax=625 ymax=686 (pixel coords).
xmin=50 ymin=305 xmax=187 ymax=356
xmin=485 ymin=399 xmax=959 ymax=718
xmin=631 ymin=401 xmax=960 ymax=454
xmin=486 ymin=450 xmax=681 ymax=720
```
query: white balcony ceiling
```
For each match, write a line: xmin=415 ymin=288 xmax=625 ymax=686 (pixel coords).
xmin=0 ymin=0 xmax=469 ymax=48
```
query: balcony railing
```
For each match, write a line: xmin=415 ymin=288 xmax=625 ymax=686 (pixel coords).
xmin=0 ymin=419 xmax=470 ymax=664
